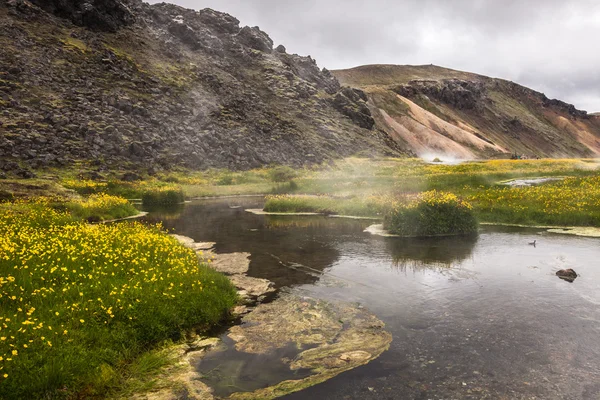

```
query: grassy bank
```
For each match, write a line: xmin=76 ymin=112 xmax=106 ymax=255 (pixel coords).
xmin=258 ymin=159 xmax=600 ymax=228
xmin=4 ymin=157 xmax=600 ymax=227
xmin=0 ymin=202 xmax=237 ymax=399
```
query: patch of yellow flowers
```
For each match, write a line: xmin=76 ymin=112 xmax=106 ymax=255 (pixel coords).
xmin=468 ymin=176 xmax=600 ymax=215
xmin=0 ymin=206 xmax=213 ymax=382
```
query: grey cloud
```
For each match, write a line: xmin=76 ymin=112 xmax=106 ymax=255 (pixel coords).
xmin=147 ymin=0 xmax=600 ymax=112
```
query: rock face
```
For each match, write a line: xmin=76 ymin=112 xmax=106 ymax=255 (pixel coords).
xmin=29 ymin=0 xmax=136 ymax=32
xmin=556 ymin=269 xmax=578 ymax=282
xmin=393 ymin=79 xmax=486 ymax=111
xmin=0 ymin=1 xmax=406 ymax=174
xmin=332 ymin=87 xmax=375 ymax=129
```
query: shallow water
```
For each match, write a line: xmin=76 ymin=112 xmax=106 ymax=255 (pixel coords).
xmin=145 ymin=198 xmax=600 ymax=399
xmin=502 ymin=177 xmax=564 ymax=187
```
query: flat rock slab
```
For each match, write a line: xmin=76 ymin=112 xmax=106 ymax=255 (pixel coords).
xmin=364 ymin=223 xmax=400 ymax=237
xmin=133 ymin=294 xmax=391 ymax=400
xmin=210 ymin=252 xmax=251 ymax=275
xmin=170 ymin=234 xmax=215 ymax=251
xmin=228 ymin=274 xmax=275 ymax=299
xmin=547 ymin=227 xmax=600 ymax=238
xmin=221 ymin=293 xmax=392 ymax=399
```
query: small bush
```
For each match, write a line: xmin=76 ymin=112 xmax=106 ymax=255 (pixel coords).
xmin=271 ymin=180 xmax=299 ymax=194
xmin=268 ymin=166 xmax=298 ymax=183
xmin=141 ymin=187 xmax=185 ymax=206
xmin=383 ymin=190 xmax=478 ymax=237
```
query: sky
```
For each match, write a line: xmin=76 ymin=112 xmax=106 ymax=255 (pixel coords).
xmin=148 ymin=0 xmax=600 ymax=112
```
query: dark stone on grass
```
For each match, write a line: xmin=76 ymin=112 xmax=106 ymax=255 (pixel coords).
xmin=15 ymin=168 xmax=36 ymax=179
xmin=556 ymin=269 xmax=578 ymax=282
xmin=120 ymin=172 xmax=143 ymax=182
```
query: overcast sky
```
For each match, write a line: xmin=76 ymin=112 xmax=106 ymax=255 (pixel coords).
xmin=148 ymin=0 xmax=600 ymax=112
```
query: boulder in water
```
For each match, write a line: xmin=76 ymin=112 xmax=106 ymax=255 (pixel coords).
xmin=556 ymin=269 xmax=578 ymax=282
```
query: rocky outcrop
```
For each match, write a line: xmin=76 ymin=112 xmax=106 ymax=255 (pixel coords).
xmin=29 ymin=0 xmax=135 ymax=32
xmin=0 ymin=2 xmax=406 ymax=174
xmin=332 ymin=87 xmax=375 ymax=129
xmin=393 ymin=79 xmax=486 ymax=111
xmin=237 ymin=26 xmax=273 ymax=52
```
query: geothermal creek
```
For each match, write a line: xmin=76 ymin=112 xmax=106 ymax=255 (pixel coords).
xmin=143 ymin=197 xmax=600 ymax=400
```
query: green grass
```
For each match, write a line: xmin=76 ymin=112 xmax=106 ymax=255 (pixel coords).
xmin=0 ymin=204 xmax=237 ymax=399
xmin=141 ymin=187 xmax=185 ymax=206
xmin=383 ymin=191 xmax=478 ymax=237
xmin=39 ymin=157 xmax=600 ymax=226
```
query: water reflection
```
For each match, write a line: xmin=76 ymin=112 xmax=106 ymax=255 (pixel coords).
xmin=144 ymin=198 xmax=347 ymax=287
xmin=144 ymin=198 xmax=600 ymax=399
xmin=386 ymin=234 xmax=478 ymax=270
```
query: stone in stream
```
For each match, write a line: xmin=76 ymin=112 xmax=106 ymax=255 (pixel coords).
xmin=132 ymin=294 xmax=391 ymax=400
xmin=170 ymin=234 xmax=215 ymax=252
xmin=210 ymin=252 xmax=251 ymax=275
xmin=221 ymin=293 xmax=392 ymax=399
xmin=171 ymin=234 xmax=274 ymax=301
xmin=556 ymin=269 xmax=578 ymax=282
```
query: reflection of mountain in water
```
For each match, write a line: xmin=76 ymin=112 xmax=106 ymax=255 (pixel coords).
xmin=386 ymin=235 xmax=478 ymax=271
xmin=144 ymin=198 xmax=353 ymax=287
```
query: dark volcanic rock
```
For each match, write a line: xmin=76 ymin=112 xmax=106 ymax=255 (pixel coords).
xmin=0 ymin=1 xmax=406 ymax=173
xmin=394 ymin=79 xmax=486 ymax=111
xmin=29 ymin=0 xmax=135 ymax=32
xmin=237 ymin=26 xmax=273 ymax=52
xmin=556 ymin=269 xmax=578 ymax=283
xmin=332 ymin=87 xmax=375 ymax=130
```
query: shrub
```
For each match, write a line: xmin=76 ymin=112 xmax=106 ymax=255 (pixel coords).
xmin=268 ymin=166 xmax=298 ymax=183
xmin=0 ymin=208 xmax=237 ymax=399
xmin=271 ymin=180 xmax=299 ymax=194
xmin=383 ymin=190 xmax=478 ymax=237
xmin=141 ymin=187 xmax=185 ymax=206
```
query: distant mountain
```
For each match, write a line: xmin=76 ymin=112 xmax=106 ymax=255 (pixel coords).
xmin=0 ymin=0 xmax=405 ymax=174
xmin=334 ymin=64 xmax=600 ymax=159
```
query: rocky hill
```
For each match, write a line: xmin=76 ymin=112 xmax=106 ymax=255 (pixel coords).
xmin=334 ymin=65 xmax=600 ymax=159
xmin=2 ymin=1 xmax=599 ymax=177
xmin=0 ymin=0 xmax=405 ymax=175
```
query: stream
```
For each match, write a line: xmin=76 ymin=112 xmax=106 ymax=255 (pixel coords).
xmin=143 ymin=197 xmax=600 ymax=399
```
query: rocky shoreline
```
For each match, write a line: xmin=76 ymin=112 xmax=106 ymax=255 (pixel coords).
xmin=130 ymin=235 xmax=392 ymax=400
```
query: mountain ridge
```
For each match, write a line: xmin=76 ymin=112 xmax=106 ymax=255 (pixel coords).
xmin=333 ymin=64 xmax=600 ymax=159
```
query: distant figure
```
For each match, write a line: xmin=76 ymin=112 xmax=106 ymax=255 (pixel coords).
xmin=528 ymin=240 xmax=536 ymax=247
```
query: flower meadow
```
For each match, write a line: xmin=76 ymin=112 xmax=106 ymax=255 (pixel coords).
xmin=467 ymin=175 xmax=600 ymax=226
xmin=0 ymin=204 xmax=237 ymax=399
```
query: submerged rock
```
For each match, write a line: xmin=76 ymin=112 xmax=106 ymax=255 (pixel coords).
xmin=221 ymin=293 xmax=392 ymax=399
xmin=556 ymin=269 xmax=578 ymax=282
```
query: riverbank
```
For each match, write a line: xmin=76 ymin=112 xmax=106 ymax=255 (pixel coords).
xmin=128 ymin=235 xmax=391 ymax=400
xmin=0 ymin=201 xmax=238 ymax=399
